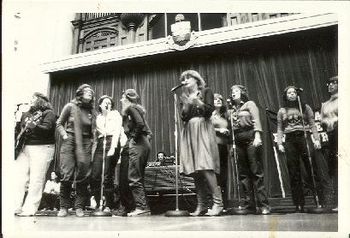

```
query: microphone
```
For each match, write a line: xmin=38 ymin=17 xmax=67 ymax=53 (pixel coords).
xmin=171 ymin=82 xmax=187 ymax=92
xmin=296 ymin=87 xmax=303 ymax=93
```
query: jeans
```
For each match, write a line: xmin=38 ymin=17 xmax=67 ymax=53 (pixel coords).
xmin=90 ymin=136 xmax=119 ymax=208
xmin=59 ymin=134 xmax=92 ymax=209
xmin=235 ymin=130 xmax=269 ymax=208
xmin=14 ymin=144 xmax=55 ymax=214
xmin=119 ymin=135 xmax=150 ymax=211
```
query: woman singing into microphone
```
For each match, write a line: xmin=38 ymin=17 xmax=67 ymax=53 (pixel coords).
xmin=277 ymin=86 xmax=321 ymax=213
xmin=179 ymin=70 xmax=223 ymax=216
xmin=90 ymin=95 xmax=127 ymax=212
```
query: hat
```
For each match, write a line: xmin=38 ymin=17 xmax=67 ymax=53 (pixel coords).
xmin=76 ymin=84 xmax=94 ymax=97
xmin=124 ymin=89 xmax=140 ymax=103
xmin=33 ymin=92 xmax=49 ymax=102
xmin=98 ymin=95 xmax=115 ymax=109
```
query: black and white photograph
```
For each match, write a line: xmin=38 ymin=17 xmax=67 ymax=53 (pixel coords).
xmin=2 ymin=1 xmax=350 ymax=238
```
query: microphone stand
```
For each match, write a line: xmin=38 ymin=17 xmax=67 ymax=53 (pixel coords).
xmin=297 ymin=95 xmax=326 ymax=214
xmin=165 ymin=92 xmax=189 ymax=217
xmin=93 ymin=112 xmax=112 ymax=216
xmin=227 ymin=105 xmax=249 ymax=215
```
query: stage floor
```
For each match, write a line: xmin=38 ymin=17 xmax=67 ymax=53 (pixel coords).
xmin=6 ymin=213 xmax=337 ymax=235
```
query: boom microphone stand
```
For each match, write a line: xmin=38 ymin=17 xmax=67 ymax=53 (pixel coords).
xmin=93 ymin=115 xmax=112 ymax=216
xmin=165 ymin=92 xmax=189 ymax=217
xmin=227 ymin=101 xmax=248 ymax=215
xmin=297 ymin=95 xmax=326 ymax=214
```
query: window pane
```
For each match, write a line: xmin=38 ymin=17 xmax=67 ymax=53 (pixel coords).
xmin=200 ymin=13 xmax=224 ymax=30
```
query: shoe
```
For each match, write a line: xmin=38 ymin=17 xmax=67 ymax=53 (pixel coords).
xmin=57 ymin=208 xmax=68 ymax=217
xmin=76 ymin=208 xmax=84 ymax=217
xmin=14 ymin=209 xmax=23 ymax=216
xmin=103 ymin=207 xmax=111 ymax=213
xmin=127 ymin=208 xmax=151 ymax=217
xmin=260 ymin=206 xmax=271 ymax=215
xmin=206 ymin=204 xmax=223 ymax=216
xmin=112 ymin=208 xmax=128 ymax=217
xmin=190 ymin=207 xmax=208 ymax=216
xmin=17 ymin=212 xmax=34 ymax=217
xmin=295 ymin=205 xmax=305 ymax=213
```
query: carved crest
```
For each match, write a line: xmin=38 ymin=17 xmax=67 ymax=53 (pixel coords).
xmin=166 ymin=21 xmax=197 ymax=51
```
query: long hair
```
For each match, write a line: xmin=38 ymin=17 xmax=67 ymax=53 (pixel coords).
xmin=121 ymin=99 xmax=146 ymax=116
xmin=214 ymin=93 xmax=228 ymax=117
xmin=29 ymin=96 xmax=53 ymax=112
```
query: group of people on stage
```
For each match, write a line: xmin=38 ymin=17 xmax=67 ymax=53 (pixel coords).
xmin=14 ymin=70 xmax=338 ymax=217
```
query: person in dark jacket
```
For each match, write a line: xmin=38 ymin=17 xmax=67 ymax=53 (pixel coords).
xmin=14 ymin=92 xmax=56 ymax=216
xmin=117 ymin=89 xmax=152 ymax=216
xmin=56 ymin=84 xmax=96 ymax=217
xmin=179 ymin=70 xmax=223 ymax=216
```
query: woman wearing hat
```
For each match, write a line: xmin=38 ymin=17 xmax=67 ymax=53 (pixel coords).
xmin=320 ymin=76 xmax=338 ymax=212
xmin=118 ymin=89 xmax=152 ymax=216
xmin=14 ymin=92 xmax=56 ymax=216
xmin=90 ymin=95 xmax=127 ymax=212
xmin=277 ymin=86 xmax=321 ymax=213
xmin=228 ymin=85 xmax=270 ymax=214
xmin=56 ymin=84 xmax=97 ymax=217
xmin=179 ymin=70 xmax=223 ymax=216
xmin=211 ymin=93 xmax=231 ymax=210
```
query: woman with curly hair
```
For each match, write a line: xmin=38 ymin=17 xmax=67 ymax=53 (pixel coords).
xmin=56 ymin=84 xmax=97 ymax=217
xmin=14 ymin=92 xmax=56 ymax=216
xmin=179 ymin=70 xmax=223 ymax=216
xmin=229 ymin=85 xmax=270 ymax=214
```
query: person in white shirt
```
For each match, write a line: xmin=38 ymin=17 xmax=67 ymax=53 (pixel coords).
xmin=40 ymin=172 xmax=60 ymax=211
xmin=90 ymin=95 xmax=127 ymax=212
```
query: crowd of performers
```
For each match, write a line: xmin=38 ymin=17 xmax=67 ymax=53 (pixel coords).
xmin=14 ymin=71 xmax=338 ymax=217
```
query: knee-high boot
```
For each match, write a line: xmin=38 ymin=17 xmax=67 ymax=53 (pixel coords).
xmin=207 ymin=185 xmax=224 ymax=216
xmin=191 ymin=175 xmax=208 ymax=216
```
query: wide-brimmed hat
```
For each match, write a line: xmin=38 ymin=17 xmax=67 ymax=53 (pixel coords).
xmin=123 ymin=89 xmax=140 ymax=103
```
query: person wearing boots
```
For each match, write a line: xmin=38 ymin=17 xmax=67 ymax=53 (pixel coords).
xmin=90 ymin=95 xmax=127 ymax=212
xmin=211 ymin=93 xmax=231 ymax=211
xmin=229 ymin=85 xmax=271 ymax=215
xmin=118 ymin=89 xmax=152 ymax=216
xmin=179 ymin=70 xmax=223 ymax=216
xmin=320 ymin=76 xmax=338 ymax=212
xmin=277 ymin=86 xmax=322 ymax=213
xmin=14 ymin=92 xmax=56 ymax=216
xmin=56 ymin=84 xmax=96 ymax=217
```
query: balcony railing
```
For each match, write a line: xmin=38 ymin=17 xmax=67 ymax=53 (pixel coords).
xmin=82 ymin=13 xmax=118 ymax=21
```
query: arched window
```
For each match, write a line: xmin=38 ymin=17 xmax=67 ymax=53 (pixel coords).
xmin=83 ymin=29 xmax=118 ymax=52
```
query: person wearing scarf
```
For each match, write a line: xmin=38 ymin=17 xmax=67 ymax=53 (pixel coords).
xmin=56 ymin=84 xmax=96 ymax=217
